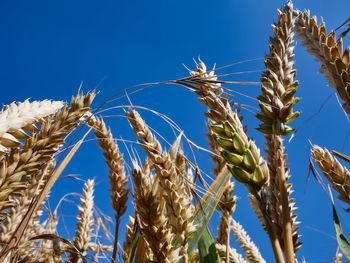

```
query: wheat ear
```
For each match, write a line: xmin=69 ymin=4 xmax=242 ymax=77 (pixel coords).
xmin=0 ymin=99 xmax=63 ymax=155
xmin=231 ymin=218 xmax=266 ymax=263
xmin=126 ymin=109 xmax=196 ymax=262
xmin=132 ymin=160 xmax=180 ymax=262
xmin=311 ymin=145 xmax=350 ymax=209
xmin=257 ymin=1 xmax=301 ymax=259
xmin=206 ymin=99 xmax=237 ymax=261
xmin=295 ymin=8 xmax=350 ymax=114
xmin=69 ymin=179 xmax=95 ymax=263
xmin=34 ymin=210 xmax=59 ymax=262
xmin=87 ymin=115 xmax=129 ymax=261
xmin=215 ymin=244 xmax=248 ymax=263
xmin=122 ymin=216 xmax=136 ymax=262
xmin=0 ymin=91 xmax=96 ymax=212
xmin=185 ymin=60 xmax=284 ymax=262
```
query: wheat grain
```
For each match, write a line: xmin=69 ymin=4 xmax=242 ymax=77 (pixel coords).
xmin=122 ymin=216 xmax=136 ymax=262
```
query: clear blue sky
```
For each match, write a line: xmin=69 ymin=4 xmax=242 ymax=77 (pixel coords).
xmin=1 ymin=0 xmax=350 ymax=262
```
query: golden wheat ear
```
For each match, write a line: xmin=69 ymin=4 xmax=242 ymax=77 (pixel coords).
xmin=256 ymin=1 xmax=301 ymax=258
xmin=311 ymin=145 xmax=350 ymax=211
xmin=69 ymin=179 xmax=95 ymax=263
xmin=230 ymin=218 xmax=266 ymax=263
xmin=0 ymin=99 xmax=64 ymax=155
xmin=295 ymin=8 xmax=350 ymax=115
xmin=87 ymin=114 xmax=129 ymax=262
xmin=131 ymin=159 xmax=179 ymax=262
xmin=126 ymin=108 xmax=195 ymax=262
xmin=0 ymin=91 xmax=95 ymax=214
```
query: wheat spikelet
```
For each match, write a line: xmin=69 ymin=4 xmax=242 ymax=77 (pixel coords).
xmin=0 ymin=91 xmax=96 ymax=212
xmin=0 ymin=99 xmax=64 ymax=155
xmin=311 ymin=145 xmax=350 ymax=208
xmin=231 ymin=218 xmax=266 ymax=263
xmin=132 ymin=160 xmax=180 ymax=262
xmin=70 ymin=179 xmax=95 ymax=263
xmin=256 ymin=1 xmax=301 ymax=256
xmin=295 ymin=8 xmax=350 ymax=114
xmin=126 ymin=108 xmax=196 ymax=261
xmin=122 ymin=216 xmax=135 ymax=262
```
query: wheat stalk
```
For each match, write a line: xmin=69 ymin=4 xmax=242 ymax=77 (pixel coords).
xmin=126 ymin=108 xmax=196 ymax=262
xmin=295 ymin=8 xmax=350 ymax=114
xmin=256 ymin=1 xmax=301 ymax=259
xmin=87 ymin=115 xmax=129 ymax=262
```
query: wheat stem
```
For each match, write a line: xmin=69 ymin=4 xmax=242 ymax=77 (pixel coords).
xmin=87 ymin=115 xmax=129 ymax=263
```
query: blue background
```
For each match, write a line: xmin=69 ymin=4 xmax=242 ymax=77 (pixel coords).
xmin=1 ymin=0 xmax=350 ymax=262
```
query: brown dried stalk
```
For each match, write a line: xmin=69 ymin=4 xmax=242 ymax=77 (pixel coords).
xmin=231 ymin=218 xmax=266 ymax=263
xmin=70 ymin=179 xmax=95 ymax=263
xmin=0 ymin=91 xmax=96 ymax=212
xmin=257 ymin=1 xmax=301 ymax=260
xmin=126 ymin=109 xmax=196 ymax=262
xmin=295 ymin=8 xmax=350 ymax=115
xmin=132 ymin=161 xmax=179 ymax=262
xmin=87 ymin=115 xmax=129 ymax=261
xmin=311 ymin=145 xmax=350 ymax=209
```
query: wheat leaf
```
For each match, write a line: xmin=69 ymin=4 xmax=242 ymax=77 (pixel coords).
xmin=187 ymin=168 xmax=231 ymax=254
xmin=329 ymin=185 xmax=350 ymax=260
xmin=198 ymin=228 xmax=220 ymax=263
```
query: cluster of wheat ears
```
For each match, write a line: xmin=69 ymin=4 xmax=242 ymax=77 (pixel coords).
xmin=1 ymin=1 xmax=350 ymax=262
